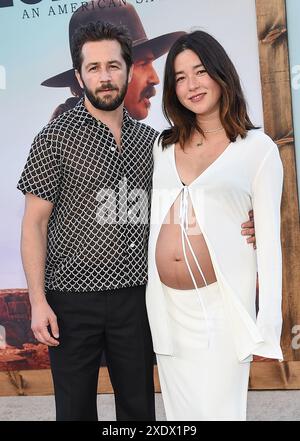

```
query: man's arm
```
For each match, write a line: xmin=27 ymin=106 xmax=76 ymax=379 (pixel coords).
xmin=21 ymin=193 xmax=59 ymax=346
xmin=241 ymin=209 xmax=256 ymax=249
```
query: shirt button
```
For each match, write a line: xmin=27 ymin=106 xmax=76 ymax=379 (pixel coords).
xmin=129 ymin=242 xmax=136 ymax=248
xmin=110 ymin=146 xmax=115 ymax=151
xmin=128 ymin=209 xmax=132 ymax=215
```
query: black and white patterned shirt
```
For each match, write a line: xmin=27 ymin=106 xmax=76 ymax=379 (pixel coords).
xmin=17 ymin=99 xmax=158 ymax=292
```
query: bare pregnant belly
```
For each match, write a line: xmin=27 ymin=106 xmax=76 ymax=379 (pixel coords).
xmin=155 ymin=220 xmax=217 ymax=290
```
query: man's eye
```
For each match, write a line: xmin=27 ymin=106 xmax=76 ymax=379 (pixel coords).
xmin=110 ymin=65 xmax=119 ymax=69
xmin=89 ymin=66 xmax=97 ymax=72
xmin=197 ymin=70 xmax=206 ymax=75
xmin=137 ymin=61 xmax=149 ymax=67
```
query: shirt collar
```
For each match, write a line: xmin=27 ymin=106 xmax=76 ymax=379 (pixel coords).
xmin=74 ymin=98 xmax=135 ymax=128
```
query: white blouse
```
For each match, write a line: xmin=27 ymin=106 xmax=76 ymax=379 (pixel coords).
xmin=146 ymin=129 xmax=284 ymax=363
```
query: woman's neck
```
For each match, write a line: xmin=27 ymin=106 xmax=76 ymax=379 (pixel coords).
xmin=196 ymin=109 xmax=222 ymax=132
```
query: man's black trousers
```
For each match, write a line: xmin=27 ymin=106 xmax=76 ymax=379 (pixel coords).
xmin=46 ymin=284 xmax=155 ymax=421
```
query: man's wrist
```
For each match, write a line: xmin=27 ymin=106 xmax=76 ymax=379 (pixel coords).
xmin=29 ymin=290 xmax=47 ymax=306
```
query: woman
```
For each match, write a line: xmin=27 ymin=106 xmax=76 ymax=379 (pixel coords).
xmin=146 ymin=31 xmax=283 ymax=421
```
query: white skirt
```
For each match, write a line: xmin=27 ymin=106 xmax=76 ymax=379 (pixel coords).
xmin=156 ymin=282 xmax=250 ymax=421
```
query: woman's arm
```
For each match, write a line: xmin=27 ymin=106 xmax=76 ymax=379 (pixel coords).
xmin=251 ymin=145 xmax=284 ymax=360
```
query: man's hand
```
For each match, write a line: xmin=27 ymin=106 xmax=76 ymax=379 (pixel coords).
xmin=241 ymin=209 xmax=256 ymax=249
xmin=31 ymin=298 xmax=60 ymax=346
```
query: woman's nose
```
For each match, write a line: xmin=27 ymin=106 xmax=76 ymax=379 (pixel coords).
xmin=187 ymin=76 xmax=199 ymax=90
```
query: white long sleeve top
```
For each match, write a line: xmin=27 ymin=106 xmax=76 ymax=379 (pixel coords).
xmin=146 ymin=129 xmax=284 ymax=362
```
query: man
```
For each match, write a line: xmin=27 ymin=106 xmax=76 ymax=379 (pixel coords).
xmin=124 ymin=45 xmax=159 ymax=120
xmin=18 ymin=22 xmax=157 ymax=421
xmin=42 ymin=1 xmax=185 ymax=120
xmin=18 ymin=22 xmax=256 ymax=421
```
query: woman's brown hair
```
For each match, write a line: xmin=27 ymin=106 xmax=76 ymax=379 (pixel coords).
xmin=160 ymin=31 xmax=258 ymax=149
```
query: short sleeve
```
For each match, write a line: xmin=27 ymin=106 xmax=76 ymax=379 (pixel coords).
xmin=17 ymin=133 xmax=61 ymax=203
xmin=152 ymin=134 xmax=162 ymax=159
xmin=251 ymin=145 xmax=284 ymax=360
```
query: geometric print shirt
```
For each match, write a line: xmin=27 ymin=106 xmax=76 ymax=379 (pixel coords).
xmin=17 ymin=99 xmax=158 ymax=292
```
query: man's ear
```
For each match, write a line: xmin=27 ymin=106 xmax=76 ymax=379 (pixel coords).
xmin=75 ymin=69 xmax=84 ymax=89
xmin=128 ymin=65 xmax=134 ymax=84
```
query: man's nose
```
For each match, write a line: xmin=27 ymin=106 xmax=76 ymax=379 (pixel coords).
xmin=148 ymin=64 xmax=159 ymax=85
xmin=99 ymin=69 xmax=112 ymax=82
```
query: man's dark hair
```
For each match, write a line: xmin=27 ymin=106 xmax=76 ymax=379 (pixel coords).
xmin=71 ymin=21 xmax=133 ymax=74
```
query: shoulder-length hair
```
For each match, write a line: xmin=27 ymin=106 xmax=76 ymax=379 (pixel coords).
xmin=160 ymin=31 xmax=258 ymax=149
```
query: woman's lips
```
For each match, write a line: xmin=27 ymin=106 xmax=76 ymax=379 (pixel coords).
xmin=190 ymin=93 xmax=206 ymax=103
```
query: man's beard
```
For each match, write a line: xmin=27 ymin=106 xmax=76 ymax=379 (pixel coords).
xmin=83 ymin=79 xmax=128 ymax=111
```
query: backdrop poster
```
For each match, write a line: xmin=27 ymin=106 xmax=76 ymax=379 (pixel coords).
xmin=0 ymin=0 xmax=264 ymax=371
xmin=286 ymin=0 xmax=300 ymax=208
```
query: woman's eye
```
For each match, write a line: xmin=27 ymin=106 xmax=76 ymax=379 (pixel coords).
xmin=176 ymin=77 xmax=184 ymax=83
xmin=197 ymin=70 xmax=206 ymax=75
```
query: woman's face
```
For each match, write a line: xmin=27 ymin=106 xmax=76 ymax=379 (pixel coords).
xmin=174 ymin=49 xmax=222 ymax=117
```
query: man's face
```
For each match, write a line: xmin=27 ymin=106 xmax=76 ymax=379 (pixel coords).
xmin=124 ymin=48 xmax=159 ymax=120
xmin=75 ymin=39 xmax=132 ymax=111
